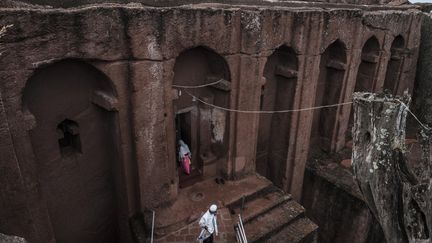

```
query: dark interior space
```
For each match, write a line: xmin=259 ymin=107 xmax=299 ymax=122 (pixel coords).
xmin=256 ymin=45 xmax=298 ymax=188
xmin=175 ymin=110 xmax=203 ymax=187
xmin=176 ymin=112 xmax=192 ymax=148
xmin=57 ymin=119 xmax=82 ymax=157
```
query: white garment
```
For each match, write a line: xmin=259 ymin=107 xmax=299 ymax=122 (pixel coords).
xmin=178 ymin=140 xmax=191 ymax=161
xmin=199 ymin=210 xmax=218 ymax=236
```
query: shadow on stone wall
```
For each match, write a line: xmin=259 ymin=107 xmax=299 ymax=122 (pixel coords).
xmin=302 ymin=163 xmax=386 ymax=243
xmin=414 ymin=10 xmax=432 ymax=125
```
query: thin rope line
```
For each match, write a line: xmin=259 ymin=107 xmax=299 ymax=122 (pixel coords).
xmin=396 ymin=99 xmax=430 ymax=131
xmin=172 ymin=79 xmax=223 ymax=89
xmin=175 ymin=83 xmax=430 ymax=129
xmin=183 ymin=90 xmax=352 ymax=114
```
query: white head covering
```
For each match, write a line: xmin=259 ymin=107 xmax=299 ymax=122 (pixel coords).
xmin=209 ymin=204 xmax=217 ymax=213
xmin=178 ymin=139 xmax=191 ymax=160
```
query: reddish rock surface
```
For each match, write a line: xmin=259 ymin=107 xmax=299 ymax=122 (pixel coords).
xmin=0 ymin=1 xmax=421 ymax=242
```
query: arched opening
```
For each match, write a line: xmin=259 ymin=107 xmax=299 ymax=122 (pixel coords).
xmin=383 ymin=35 xmax=405 ymax=95
xmin=347 ymin=37 xmax=381 ymax=140
xmin=172 ymin=47 xmax=231 ymax=188
xmin=354 ymin=36 xmax=380 ymax=93
xmin=309 ymin=40 xmax=347 ymax=157
xmin=256 ymin=46 xmax=298 ymax=188
xmin=22 ymin=60 xmax=120 ymax=243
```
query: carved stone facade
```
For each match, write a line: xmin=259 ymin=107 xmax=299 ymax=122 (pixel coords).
xmin=0 ymin=1 xmax=421 ymax=242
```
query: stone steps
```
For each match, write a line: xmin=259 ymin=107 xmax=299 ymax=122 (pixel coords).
xmin=230 ymin=190 xmax=292 ymax=224
xmin=152 ymin=175 xmax=317 ymax=243
xmin=263 ymin=218 xmax=318 ymax=243
xmin=154 ymin=175 xmax=272 ymax=237
xmin=245 ymin=199 xmax=305 ymax=242
xmin=227 ymin=183 xmax=317 ymax=243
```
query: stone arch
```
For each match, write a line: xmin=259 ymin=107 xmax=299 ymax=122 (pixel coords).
xmin=256 ymin=45 xmax=298 ymax=188
xmin=346 ymin=36 xmax=381 ymax=141
xmin=355 ymin=36 xmax=380 ymax=92
xmin=310 ymin=39 xmax=347 ymax=156
xmin=384 ymin=35 xmax=405 ymax=94
xmin=172 ymin=46 xmax=231 ymax=187
xmin=22 ymin=60 xmax=120 ymax=243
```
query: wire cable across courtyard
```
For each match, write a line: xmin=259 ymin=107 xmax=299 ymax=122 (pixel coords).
xmin=173 ymin=80 xmax=430 ymax=130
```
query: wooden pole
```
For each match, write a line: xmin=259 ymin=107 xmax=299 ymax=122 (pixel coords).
xmin=352 ymin=92 xmax=431 ymax=243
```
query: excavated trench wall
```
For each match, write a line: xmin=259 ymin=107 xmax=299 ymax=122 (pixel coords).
xmin=414 ymin=8 xmax=432 ymax=125
xmin=0 ymin=2 xmax=421 ymax=243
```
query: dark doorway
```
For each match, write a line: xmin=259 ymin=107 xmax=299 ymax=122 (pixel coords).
xmin=256 ymin=46 xmax=298 ymax=188
xmin=176 ymin=112 xmax=192 ymax=147
xmin=172 ymin=46 xmax=231 ymax=188
xmin=175 ymin=110 xmax=203 ymax=187
xmin=22 ymin=60 xmax=120 ymax=243
xmin=383 ymin=35 xmax=405 ymax=95
xmin=309 ymin=40 xmax=347 ymax=157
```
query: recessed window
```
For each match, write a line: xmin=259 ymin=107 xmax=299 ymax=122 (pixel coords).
xmin=57 ymin=119 xmax=81 ymax=157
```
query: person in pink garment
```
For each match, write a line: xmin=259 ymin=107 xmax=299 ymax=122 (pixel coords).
xmin=178 ymin=139 xmax=191 ymax=175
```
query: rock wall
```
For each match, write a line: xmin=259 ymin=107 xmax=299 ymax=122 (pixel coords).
xmin=302 ymin=164 xmax=386 ymax=243
xmin=0 ymin=2 xmax=421 ymax=243
xmin=414 ymin=11 xmax=432 ymax=125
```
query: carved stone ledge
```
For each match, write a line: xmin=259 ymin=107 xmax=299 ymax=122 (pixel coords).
xmin=275 ymin=65 xmax=298 ymax=78
xmin=92 ymin=91 xmax=118 ymax=111
xmin=326 ymin=60 xmax=347 ymax=70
